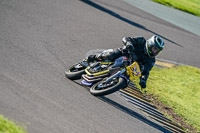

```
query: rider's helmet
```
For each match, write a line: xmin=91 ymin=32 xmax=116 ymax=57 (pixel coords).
xmin=145 ymin=35 xmax=165 ymax=58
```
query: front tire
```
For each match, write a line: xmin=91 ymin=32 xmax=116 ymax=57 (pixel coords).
xmin=90 ymin=77 xmax=126 ymax=96
xmin=65 ymin=63 xmax=86 ymax=80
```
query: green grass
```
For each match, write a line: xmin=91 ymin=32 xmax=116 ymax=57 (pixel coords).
xmin=0 ymin=115 xmax=26 ymax=133
xmin=152 ymin=0 xmax=200 ymax=17
xmin=144 ymin=65 xmax=200 ymax=131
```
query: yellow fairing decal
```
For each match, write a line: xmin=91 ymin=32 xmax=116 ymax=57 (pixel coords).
xmin=85 ymin=67 xmax=91 ymax=75
xmin=93 ymin=70 xmax=109 ymax=76
xmin=126 ymin=62 xmax=141 ymax=81
xmin=85 ymin=67 xmax=109 ymax=76
xmin=100 ymin=62 xmax=113 ymax=65
xmin=85 ymin=62 xmax=113 ymax=76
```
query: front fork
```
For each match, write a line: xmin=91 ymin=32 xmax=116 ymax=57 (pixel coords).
xmin=104 ymin=68 xmax=129 ymax=83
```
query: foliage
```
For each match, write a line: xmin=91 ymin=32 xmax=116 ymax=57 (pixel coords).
xmin=0 ymin=115 xmax=26 ymax=133
xmin=145 ymin=66 xmax=200 ymax=130
xmin=152 ymin=0 xmax=200 ymax=16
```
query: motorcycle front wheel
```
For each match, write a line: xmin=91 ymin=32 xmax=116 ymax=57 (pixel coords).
xmin=90 ymin=77 xmax=126 ymax=96
xmin=65 ymin=63 xmax=86 ymax=80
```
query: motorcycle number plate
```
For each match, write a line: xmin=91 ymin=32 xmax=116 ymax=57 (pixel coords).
xmin=126 ymin=62 xmax=141 ymax=81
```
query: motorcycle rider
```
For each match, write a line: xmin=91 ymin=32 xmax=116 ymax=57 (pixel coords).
xmin=85 ymin=35 xmax=165 ymax=89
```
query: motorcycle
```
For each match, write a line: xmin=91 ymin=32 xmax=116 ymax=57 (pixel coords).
xmin=65 ymin=56 xmax=141 ymax=96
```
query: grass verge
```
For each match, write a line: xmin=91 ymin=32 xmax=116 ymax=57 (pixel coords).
xmin=0 ymin=115 xmax=26 ymax=133
xmin=144 ymin=65 xmax=200 ymax=131
xmin=152 ymin=0 xmax=200 ymax=17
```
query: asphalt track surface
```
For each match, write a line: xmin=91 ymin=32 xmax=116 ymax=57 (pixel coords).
xmin=0 ymin=0 xmax=199 ymax=133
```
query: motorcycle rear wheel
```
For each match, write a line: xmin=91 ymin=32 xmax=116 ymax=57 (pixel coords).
xmin=90 ymin=77 xmax=126 ymax=96
xmin=65 ymin=63 xmax=86 ymax=80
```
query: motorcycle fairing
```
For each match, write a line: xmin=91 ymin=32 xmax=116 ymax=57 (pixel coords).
xmin=111 ymin=56 xmax=130 ymax=68
xmin=85 ymin=61 xmax=113 ymax=76
xmin=81 ymin=79 xmax=94 ymax=86
xmin=126 ymin=62 xmax=141 ymax=81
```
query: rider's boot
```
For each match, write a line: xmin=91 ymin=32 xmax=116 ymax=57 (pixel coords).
xmin=87 ymin=55 xmax=98 ymax=63
xmin=79 ymin=55 xmax=98 ymax=68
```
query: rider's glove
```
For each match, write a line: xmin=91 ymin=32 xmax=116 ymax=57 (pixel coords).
xmin=139 ymin=76 xmax=146 ymax=88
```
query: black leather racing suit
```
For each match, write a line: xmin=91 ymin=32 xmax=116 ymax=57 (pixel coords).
xmin=122 ymin=36 xmax=155 ymax=88
xmin=95 ymin=36 xmax=155 ymax=88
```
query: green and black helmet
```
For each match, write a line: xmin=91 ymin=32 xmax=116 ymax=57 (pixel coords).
xmin=145 ymin=35 xmax=165 ymax=58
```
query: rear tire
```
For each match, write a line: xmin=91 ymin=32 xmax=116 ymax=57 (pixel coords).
xmin=65 ymin=64 xmax=86 ymax=80
xmin=90 ymin=77 xmax=126 ymax=96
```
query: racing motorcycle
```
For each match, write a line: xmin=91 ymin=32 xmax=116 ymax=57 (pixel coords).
xmin=65 ymin=56 xmax=141 ymax=96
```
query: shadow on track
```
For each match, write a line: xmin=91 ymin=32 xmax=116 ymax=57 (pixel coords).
xmin=80 ymin=0 xmax=183 ymax=47
xmin=71 ymin=80 xmax=171 ymax=133
xmin=98 ymin=96 xmax=172 ymax=133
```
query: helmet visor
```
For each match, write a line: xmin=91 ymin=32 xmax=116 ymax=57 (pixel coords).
xmin=147 ymin=42 xmax=161 ymax=57
xmin=151 ymin=45 xmax=161 ymax=56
